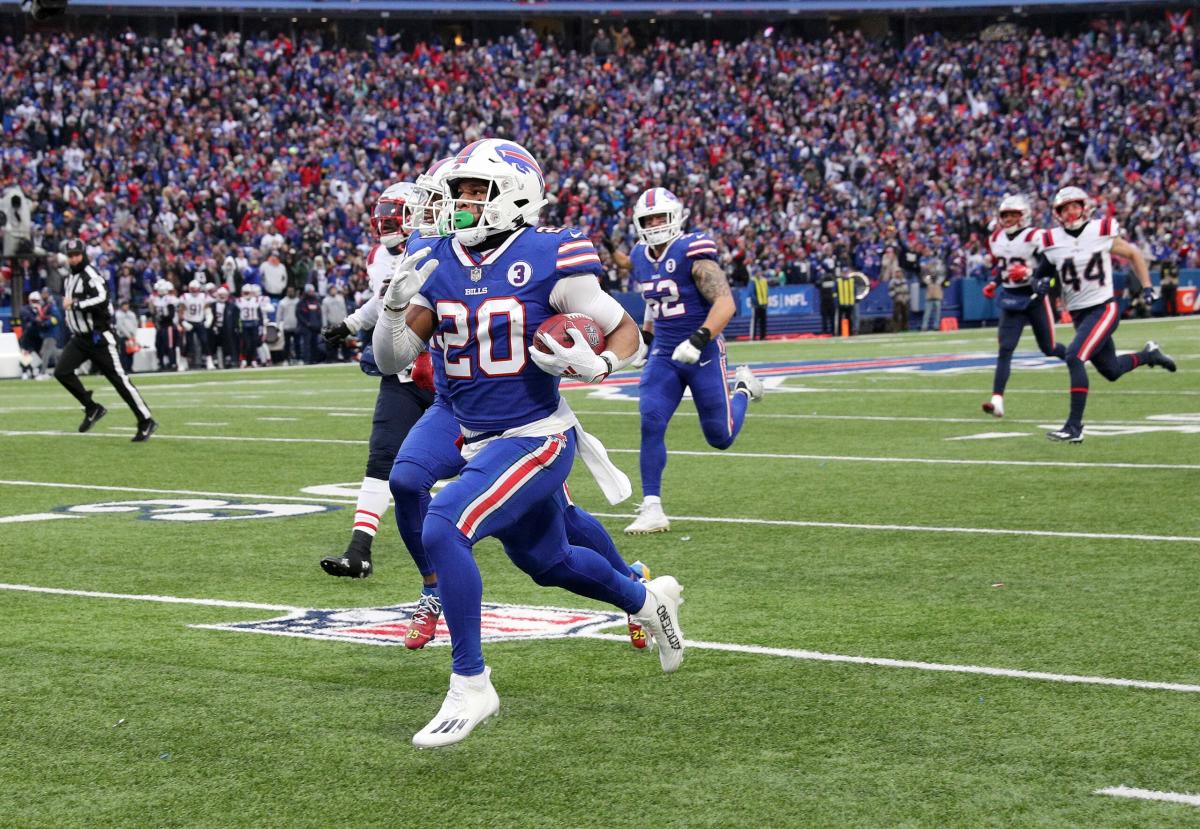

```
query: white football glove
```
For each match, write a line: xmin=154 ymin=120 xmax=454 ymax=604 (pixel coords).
xmin=384 ymin=248 xmax=439 ymax=311
xmin=671 ymin=338 xmax=701 ymax=364
xmin=530 ymin=328 xmax=612 ymax=384
xmin=671 ymin=327 xmax=711 ymax=364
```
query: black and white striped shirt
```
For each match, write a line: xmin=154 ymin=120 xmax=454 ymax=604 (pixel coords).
xmin=64 ymin=264 xmax=113 ymax=335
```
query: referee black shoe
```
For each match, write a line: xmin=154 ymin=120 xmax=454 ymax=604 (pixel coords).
xmin=132 ymin=419 xmax=158 ymax=442
xmin=79 ymin=405 xmax=107 ymax=433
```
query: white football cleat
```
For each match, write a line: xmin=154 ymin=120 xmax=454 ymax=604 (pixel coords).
xmin=412 ymin=667 xmax=500 ymax=749
xmin=624 ymin=499 xmax=670 ymax=535
xmin=733 ymin=365 xmax=764 ymax=401
xmin=631 ymin=576 xmax=685 ymax=673
xmin=982 ymin=394 xmax=1004 ymax=418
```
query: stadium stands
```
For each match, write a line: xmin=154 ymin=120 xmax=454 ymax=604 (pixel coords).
xmin=2 ymin=18 xmax=1198 ymax=340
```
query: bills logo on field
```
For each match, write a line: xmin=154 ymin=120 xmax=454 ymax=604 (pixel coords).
xmin=194 ymin=601 xmax=625 ymax=647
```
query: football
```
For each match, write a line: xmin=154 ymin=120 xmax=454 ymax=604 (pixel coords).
xmin=533 ymin=313 xmax=607 ymax=355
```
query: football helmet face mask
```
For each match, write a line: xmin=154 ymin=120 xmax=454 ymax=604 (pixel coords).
xmin=216 ymin=287 xmax=229 ymax=300
xmin=407 ymin=158 xmax=453 ymax=234
xmin=371 ymin=181 xmax=419 ymax=248
xmin=437 ymin=138 xmax=547 ymax=246
xmin=997 ymin=194 xmax=1033 ymax=230
xmin=632 ymin=188 xmax=688 ymax=248
xmin=1052 ymin=186 xmax=1091 ymax=231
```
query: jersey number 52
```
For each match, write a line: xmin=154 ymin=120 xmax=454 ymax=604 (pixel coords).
xmin=642 ymin=279 xmax=686 ymax=319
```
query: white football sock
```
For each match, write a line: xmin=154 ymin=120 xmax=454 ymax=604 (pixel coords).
xmin=353 ymin=476 xmax=391 ymax=537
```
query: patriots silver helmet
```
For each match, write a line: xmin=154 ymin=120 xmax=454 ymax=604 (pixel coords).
xmin=1052 ymin=186 xmax=1091 ymax=231
xmin=997 ymin=194 xmax=1033 ymax=230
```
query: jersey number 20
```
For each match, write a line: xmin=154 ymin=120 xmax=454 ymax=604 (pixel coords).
xmin=437 ymin=298 xmax=526 ymax=378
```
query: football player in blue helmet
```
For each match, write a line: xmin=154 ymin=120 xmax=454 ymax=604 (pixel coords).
xmin=373 ymin=138 xmax=686 ymax=748
xmin=624 ymin=187 xmax=763 ymax=534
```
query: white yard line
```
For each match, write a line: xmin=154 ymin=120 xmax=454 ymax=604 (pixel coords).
xmin=1095 ymin=786 xmax=1200 ymax=807
xmin=0 ymin=583 xmax=301 ymax=612
xmin=585 ymin=512 xmax=1200 ymax=544
xmin=1 ymin=479 xmax=1196 ymax=543
xmin=2 ymin=581 xmax=1198 ymax=694
xmin=2 ymin=430 xmax=1196 ymax=471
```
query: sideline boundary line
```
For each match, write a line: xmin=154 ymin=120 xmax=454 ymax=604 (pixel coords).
xmin=3 ymin=582 xmax=1199 ymax=695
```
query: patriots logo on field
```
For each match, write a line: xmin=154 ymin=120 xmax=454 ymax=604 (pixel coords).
xmin=194 ymin=601 xmax=625 ymax=647
xmin=494 ymin=143 xmax=545 ymax=187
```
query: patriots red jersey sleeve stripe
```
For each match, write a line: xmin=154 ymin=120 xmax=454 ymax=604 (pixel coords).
xmin=1024 ymin=229 xmax=1039 ymax=243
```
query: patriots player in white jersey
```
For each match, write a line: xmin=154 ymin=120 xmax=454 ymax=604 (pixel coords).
xmin=624 ymin=187 xmax=763 ymax=534
xmin=373 ymin=138 xmax=685 ymax=748
xmin=981 ymin=195 xmax=1066 ymax=418
xmin=1039 ymin=187 xmax=1177 ymax=442
xmin=181 ymin=280 xmax=214 ymax=370
xmin=319 ymin=180 xmax=436 ymax=583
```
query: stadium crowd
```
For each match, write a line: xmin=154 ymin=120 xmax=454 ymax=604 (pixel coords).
xmin=2 ymin=17 xmax=1199 ymax=359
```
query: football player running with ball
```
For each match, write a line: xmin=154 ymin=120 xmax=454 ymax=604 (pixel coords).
xmin=624 ymin=188 xmax=763 ymax=535
xmin=981 ymin=194 xmax=1066 ymax=418
xmin=1038 ymin=187 xmax=1177 ymax=443
xmin=373 ymin=138 xmax=685 ymax=748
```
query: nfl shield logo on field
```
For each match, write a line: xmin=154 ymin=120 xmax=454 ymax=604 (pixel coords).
xmin=470 ymin=267 xmax=483 ymax=282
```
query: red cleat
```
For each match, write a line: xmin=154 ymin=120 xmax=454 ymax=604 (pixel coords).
xmin=405 ymin=593 xmax=441 ymax=650
xmin=628 ymin=561 xmax=653 ymax=651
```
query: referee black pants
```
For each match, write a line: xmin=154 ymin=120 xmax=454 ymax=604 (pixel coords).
xmin=55 ymin=331 xmax=153 ymax=423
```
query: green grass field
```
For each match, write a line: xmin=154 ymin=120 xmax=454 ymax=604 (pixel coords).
xmin=2 ymin=316 xmax=1199 ymax=828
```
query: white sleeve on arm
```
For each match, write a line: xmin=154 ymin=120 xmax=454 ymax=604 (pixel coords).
xmin=77 ymin=269 xmax=109 ymax=308
xmin=549 ymin=275 xmax=626 ymax=333
xmin=371 ymin=307 xmax=428 ymax=375
xmin=343 ymin=295 xmax=381 ymax=334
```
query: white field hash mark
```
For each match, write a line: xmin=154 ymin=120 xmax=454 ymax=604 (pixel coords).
xmin=3 ymin=582 xmax=1200 ymax=695
xmin=3 ymin=479 xmax=1199 ymax=544
xmin=1096 ymin=786 xmax=1200 ymax=807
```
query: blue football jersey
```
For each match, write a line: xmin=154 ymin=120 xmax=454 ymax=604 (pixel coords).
xmin=630 ymin=232 xmax=720 ymax=350
xmin=412 ymin=226 xmax=603 ymax=432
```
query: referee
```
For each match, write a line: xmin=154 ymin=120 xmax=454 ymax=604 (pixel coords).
xmin=54 ymin=239 xmax=158 ymax=442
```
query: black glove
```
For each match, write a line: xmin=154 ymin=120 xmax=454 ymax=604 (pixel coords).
xmin=322 ymin=321 xmax=350 ymax=344
xmin=687 ymin=327 xmax=712 ymax=351
xmin=641 ymin=328 xmax=654 ymax=349
xmin=1032 ymin=277 xmax=1052 ymax=296
xmin=1141 ymin=287 xmax=1155 ymax=305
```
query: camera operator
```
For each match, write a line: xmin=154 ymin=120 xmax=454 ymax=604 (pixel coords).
xmin=54 ymin=239 xmax=157 ymax=442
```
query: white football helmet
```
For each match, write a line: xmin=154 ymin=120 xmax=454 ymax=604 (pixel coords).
xmin=155 ymin=279 xmax=171 ymax=296
xmin=241 ymin=284 xmax=254 ymax=296
xmin=187 ymin=279 xmax=202 ymax=293
xmin=632 ymin=188 xmax=688 ymax=248
xmin=372 ymin=181 xmax=419 ymax=248
xmin=997 ymin=194 xmax=1033 ymax=230
xmin=406 ymin=157 xmax=453 ymax=234
xmin=437 ymin=138 xmax=548 ymax=246
xmin=216 ymin=286 xmax=229 ymax=300
xmin=1052 ymin=186 xmax=1091 ymax=230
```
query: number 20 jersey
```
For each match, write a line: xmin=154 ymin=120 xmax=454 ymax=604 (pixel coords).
xmin=629 ymin=232 xmax=720 ymax=352
xmin=1039 ymin=218 xmax=1120 ymax=311
xmin=410 ymin=227 xmax=604 ymax=433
